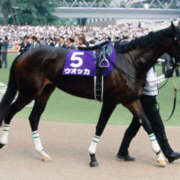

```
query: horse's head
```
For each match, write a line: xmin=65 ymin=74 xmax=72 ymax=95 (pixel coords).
xmin=167 ymin=21 xmax=180 ymax=61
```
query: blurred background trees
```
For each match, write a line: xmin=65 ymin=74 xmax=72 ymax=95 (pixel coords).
xmin=0 ymin=0 xmax=179 ymax=25
xmin=0 ymin=0 xmax=60 ymax=25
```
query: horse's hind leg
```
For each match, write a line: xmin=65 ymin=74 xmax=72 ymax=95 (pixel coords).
xmin=29 ymin=84 xmax=55 ymax=161
xmin=88 ymin=98 xmax=116 ymax=167
xmin=0 ymin=94 xmax=32 ymax=148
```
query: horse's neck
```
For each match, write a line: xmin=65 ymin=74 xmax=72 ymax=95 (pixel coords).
xmin=130 ymin=46 xmax=165 ymax=74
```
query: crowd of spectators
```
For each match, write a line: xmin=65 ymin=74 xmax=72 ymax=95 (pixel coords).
xmin=0 ymin=22 xmax=167 ymax=52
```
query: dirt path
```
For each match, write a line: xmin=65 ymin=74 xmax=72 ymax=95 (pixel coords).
xmin=0 ymin=118 xmax=180 ymax=180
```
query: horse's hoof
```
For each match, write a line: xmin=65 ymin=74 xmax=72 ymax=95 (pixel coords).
xmin=40 ymin=150 xmax=52 ymax=162
xmin=0 ymin=143 xmax=5 ymax=148
xmin=156 ymin=159 xmax=166 ymax=167
xmin=41 ymin=156 xmax=52 ymax=162
xmin=89 ymin=161 xmax=99 ymax=167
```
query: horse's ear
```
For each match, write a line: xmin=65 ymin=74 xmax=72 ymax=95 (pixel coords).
xmin=171 ymin=21 xmax=177 ymax=32
xmin=171 ymin=21 xmax=175 ymax=28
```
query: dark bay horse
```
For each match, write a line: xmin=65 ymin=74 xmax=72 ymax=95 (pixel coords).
xmin=0 ymin=22 xmax=180 ymax=167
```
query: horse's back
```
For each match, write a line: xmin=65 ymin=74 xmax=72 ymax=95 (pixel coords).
xmin=15 ymin=47 xmax=67 ymax=77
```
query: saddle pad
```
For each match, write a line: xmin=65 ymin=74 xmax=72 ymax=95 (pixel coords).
xmin=62 ymin=43 xmax=116 ymax=76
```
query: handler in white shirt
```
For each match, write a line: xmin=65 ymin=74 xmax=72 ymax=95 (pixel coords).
xmin=143 ymin=67 xmax=165 ymax=96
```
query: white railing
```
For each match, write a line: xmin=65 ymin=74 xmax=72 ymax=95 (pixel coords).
xmin=58 ymin=0 xmax=180 ymax=9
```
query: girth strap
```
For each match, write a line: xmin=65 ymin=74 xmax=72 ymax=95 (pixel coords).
xmin=94 ymin=74 xmax=104 ymax=101
xmin=94 ymin=45 xmax=109 ymax=101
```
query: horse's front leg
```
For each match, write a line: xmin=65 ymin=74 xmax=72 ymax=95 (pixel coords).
xmin=88 ymin=98 xmax=116 ymax=167
xmin=124 ymin=99 xmax=166 ymax=167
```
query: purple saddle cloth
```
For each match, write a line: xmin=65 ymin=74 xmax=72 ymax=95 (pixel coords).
xmin=62 ymin=43 xmax=116 ymax=76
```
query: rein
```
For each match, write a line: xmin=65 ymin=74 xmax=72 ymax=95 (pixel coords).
xmin=165 ymin=83 xmax=177 ymax=121
xmin=164 ymin=57 xmax=179 ymax=121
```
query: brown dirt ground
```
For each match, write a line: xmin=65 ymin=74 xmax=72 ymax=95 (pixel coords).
xmin=0 ymin=118 xmax=180 ymax=180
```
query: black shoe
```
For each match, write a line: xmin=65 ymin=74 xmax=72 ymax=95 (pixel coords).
xmin=116 ymin=153 xmax=135 ymax=161
xmin=167 ymin=152 xmax=180 ymax=163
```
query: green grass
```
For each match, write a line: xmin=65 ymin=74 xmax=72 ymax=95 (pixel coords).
xmin=1 ymin=54 xmax=180 ymax=126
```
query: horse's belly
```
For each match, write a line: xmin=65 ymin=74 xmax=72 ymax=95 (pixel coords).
xmin=56 ymin=76 xmax=95 ymax=99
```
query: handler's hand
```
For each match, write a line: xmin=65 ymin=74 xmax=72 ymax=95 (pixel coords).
xmin=164 ymin=68 xmax=174 ymax=78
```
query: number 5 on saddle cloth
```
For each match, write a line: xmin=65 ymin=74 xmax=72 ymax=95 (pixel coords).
xmin=62 ymin=43 xmax=116 ymax=101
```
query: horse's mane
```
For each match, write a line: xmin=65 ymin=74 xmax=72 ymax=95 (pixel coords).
xmin=115 ymin=25 xmax=175 ymax=53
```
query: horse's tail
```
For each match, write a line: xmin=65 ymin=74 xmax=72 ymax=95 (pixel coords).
xmin=0 ymin=55 xmax=19 ymax=125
